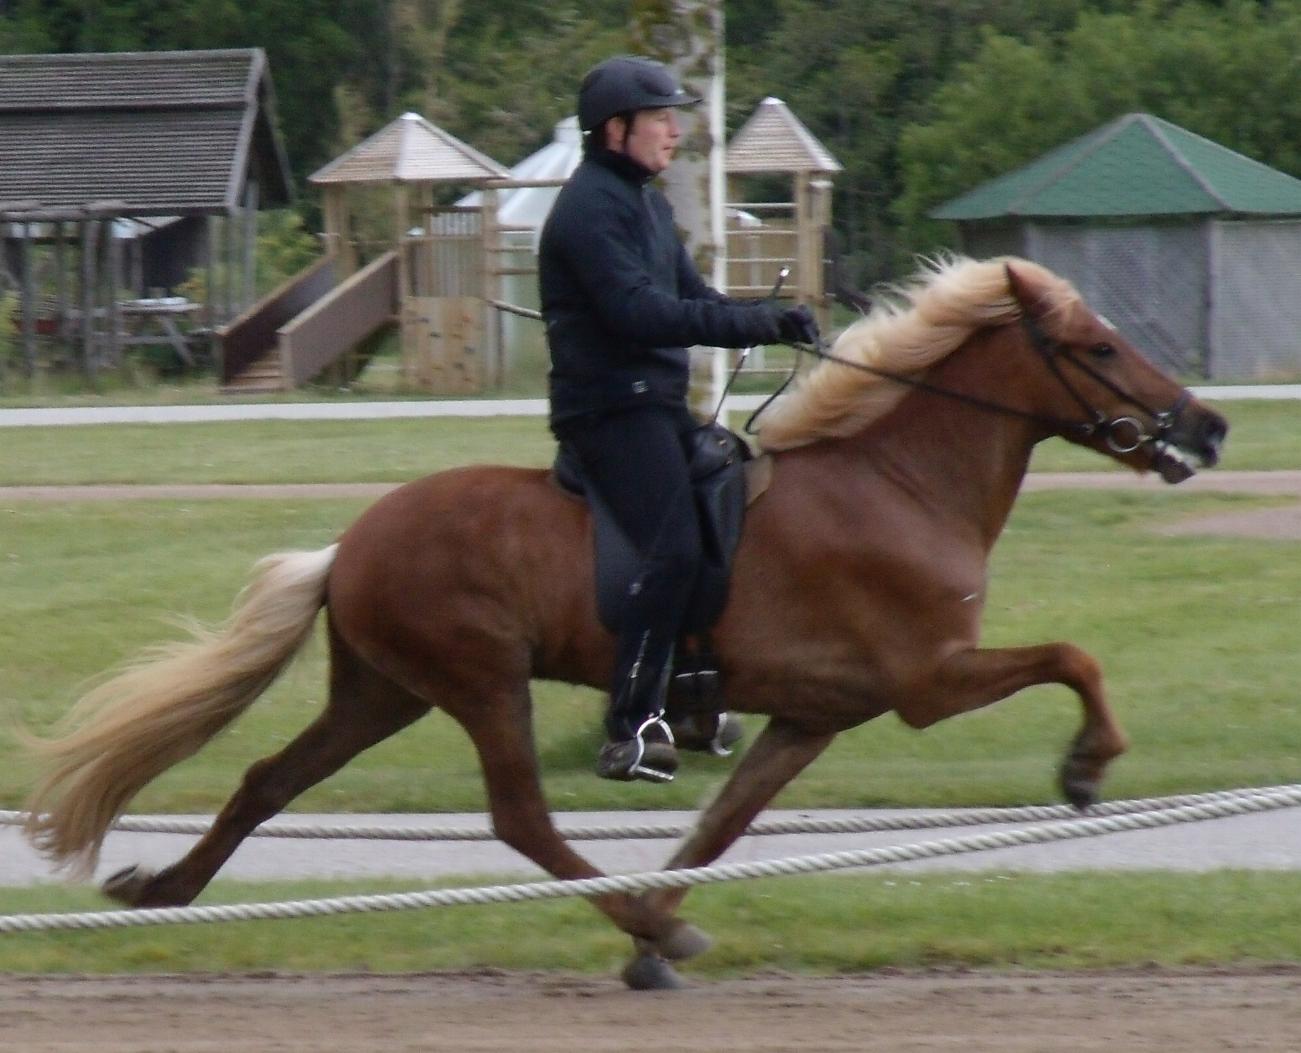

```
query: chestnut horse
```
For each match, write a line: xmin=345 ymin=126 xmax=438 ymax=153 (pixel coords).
xmin=24 ymin=257 xmax=1226 ymax=989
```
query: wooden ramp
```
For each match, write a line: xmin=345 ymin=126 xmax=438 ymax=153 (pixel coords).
xmin=217 ymin=252 xmax=398 ymax=392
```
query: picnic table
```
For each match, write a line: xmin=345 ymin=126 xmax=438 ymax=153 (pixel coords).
xmin=117 ymin=297 xmax=201 ymax=365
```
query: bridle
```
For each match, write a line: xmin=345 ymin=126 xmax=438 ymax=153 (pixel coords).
xmin=745 ymin=313 xmax=1190 ymax=456
xmin=1019 ymin=312 xmax=1190 ymax=454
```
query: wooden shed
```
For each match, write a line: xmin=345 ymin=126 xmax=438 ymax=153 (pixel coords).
xmin=0 ymin=48 xmax=293 ymax=378
xmin=932 ymin=113 xmax=1301 ymax=380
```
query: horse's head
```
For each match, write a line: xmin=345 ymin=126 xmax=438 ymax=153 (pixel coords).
xmin=1005 ymin=261 xmax=1227 ymax=483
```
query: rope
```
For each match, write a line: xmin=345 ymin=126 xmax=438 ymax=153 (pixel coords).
xmin=2 ymin=784 xmax=1292 ymax=843
xmin=2 ymin=783 xmax=1298 ymax=934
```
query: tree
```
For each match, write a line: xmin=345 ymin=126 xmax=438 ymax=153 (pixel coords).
xmin=895 ymin=1 xmax=1301 ymax=259
xmin=723 ymin=0 xmax=1123 ymax=284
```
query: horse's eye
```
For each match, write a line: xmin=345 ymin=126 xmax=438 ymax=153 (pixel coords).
xmin=1090 ymin=342 xmax=1116 ymax=359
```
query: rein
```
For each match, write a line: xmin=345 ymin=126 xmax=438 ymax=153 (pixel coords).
xmin=745 ymin=314 xmax=1188 ymax=454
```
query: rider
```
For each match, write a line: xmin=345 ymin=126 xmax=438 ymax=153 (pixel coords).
xmin=539 ymin=55 xmax=820 ymax=783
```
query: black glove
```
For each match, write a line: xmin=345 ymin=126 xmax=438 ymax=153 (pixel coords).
xmin=775 ymin=304 xmax=820 ymax=346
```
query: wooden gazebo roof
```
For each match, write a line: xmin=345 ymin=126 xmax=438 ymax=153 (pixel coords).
xmin=725 ymin=97 xmax=842 ymax=175
xmin=309 ymin=112 xmax=508 ymax=186
xmin=0 ymin=48 xmax=293 ymax=218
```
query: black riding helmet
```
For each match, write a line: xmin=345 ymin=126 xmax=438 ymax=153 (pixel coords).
xmin=577 ymin=55 xmax=701 ymax=133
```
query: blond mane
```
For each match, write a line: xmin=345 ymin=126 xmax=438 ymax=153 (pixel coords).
xmin=755 ymin=255 xmax=1081 ymax=452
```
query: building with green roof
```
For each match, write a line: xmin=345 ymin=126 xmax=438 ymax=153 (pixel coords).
xmin=931 ymin=113 xmax=1301 ymax=380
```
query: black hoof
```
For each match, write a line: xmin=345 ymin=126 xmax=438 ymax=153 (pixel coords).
xmin=622 ymin=953 xmax=688 ymax=991
xmin=1060 ymin=763 xmax=1100 ymax=811
xmin=102 ymin=864 xmax=156 ymax=907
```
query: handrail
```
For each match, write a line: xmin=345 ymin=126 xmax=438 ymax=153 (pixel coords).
xmin=278 ymin=251 xmax=398 ymax=386
xmin=216 ymin=254 xmax=337 ymax=385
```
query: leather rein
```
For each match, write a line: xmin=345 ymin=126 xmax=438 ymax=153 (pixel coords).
xmin=745 ymin=313 xmax=1189 ymax=456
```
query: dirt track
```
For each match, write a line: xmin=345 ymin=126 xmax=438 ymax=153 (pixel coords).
xmin=4 ymin=967 xmax=1299 ymax=1052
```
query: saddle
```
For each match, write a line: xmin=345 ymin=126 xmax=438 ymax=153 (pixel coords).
xmin=553 ymin=421 xmax=771 ymax=715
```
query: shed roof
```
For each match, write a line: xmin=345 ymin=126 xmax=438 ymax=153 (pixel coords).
xmin=932 ymin=113 xmax=1301 ymax=221
xmin=725 ymin=97 xmax=842 ymax=175
xmin=309 ymin=112 xmax=508 ymax=186
xmin=0 ymin=49 xmax=293 ymax=217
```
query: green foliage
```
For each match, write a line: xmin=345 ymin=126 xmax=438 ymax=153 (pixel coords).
xmin=896 ymin=1 xmax=1301 ymax=254
xmin=724 ymin=0 xmax=1124 ymax=283
xmin=6 ymin=2 xmax=1301 ymax=290
xmin=0 ymin=287 xmax=19 ymax=381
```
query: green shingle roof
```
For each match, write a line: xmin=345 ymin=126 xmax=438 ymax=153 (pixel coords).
xmin=931 ymin=113 xmax=1301 ymax=220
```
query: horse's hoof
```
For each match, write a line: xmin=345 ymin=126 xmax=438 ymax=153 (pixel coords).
xmin=622 ymin=953 xmax=688 ymax=991
xmin=102 ymin=864 xmax=157 ymax=907
xmin=657 ymin=921 xmax=713 ymax=962
xmin=1060 ymin=765 xmax=1100 ymax=811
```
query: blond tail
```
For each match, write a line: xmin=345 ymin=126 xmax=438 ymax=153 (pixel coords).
xmin=22 ymin=545 xmax=339 ymax=878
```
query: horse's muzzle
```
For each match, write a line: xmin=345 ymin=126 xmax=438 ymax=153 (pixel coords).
xmin=1153 ymin=405 xmax=1228 ymax=484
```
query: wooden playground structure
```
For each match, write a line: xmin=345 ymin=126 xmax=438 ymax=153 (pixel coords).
xmin=218 ymin=97 xmax=843 ymax=395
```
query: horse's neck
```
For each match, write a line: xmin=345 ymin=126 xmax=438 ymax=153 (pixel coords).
xmin=817 ymin=383 xmax=1039 ymax=549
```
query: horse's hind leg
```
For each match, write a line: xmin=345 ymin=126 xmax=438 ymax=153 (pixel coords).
xmin=449 ymin=682 xmax=699 ymax=958
xmin=104 ymin=632 xmax=430 ymax=908
xmin=896 ymin=642 xmax=1127 ymax=809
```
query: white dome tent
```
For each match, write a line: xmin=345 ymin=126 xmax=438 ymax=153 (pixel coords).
xmin=447 ymin=116 xmax=582 ymax=374
xmin=457 ymin=116 xmax=582 ymax=250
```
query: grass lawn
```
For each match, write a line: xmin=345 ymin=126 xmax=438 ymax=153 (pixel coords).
xmin=0 ymin=396 xmax=1299 ymax=484
xmin=2 ymin=485 xmax=1298 ymax=813
xmin=2 ymin=398 xmax=1300 ymax=976
xmin=2 ymin=401 xmax=1300 ymax=813
xmin=2 ymin=870 xmax=1300 ymax=975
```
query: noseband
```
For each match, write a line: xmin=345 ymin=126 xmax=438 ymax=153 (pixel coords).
xmin=746 ymin=315 xmax=1189 ymax=455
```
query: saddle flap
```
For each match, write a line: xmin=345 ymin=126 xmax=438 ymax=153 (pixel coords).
xmin=553 ymin=422 xmax=754 ymax=634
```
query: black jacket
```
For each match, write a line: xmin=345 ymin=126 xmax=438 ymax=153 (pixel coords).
xmin=539 ymin=147 xmax=780 ymax=430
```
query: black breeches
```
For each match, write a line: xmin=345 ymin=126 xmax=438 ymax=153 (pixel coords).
xmin=561 ymin=404 xmax=703 ymax=737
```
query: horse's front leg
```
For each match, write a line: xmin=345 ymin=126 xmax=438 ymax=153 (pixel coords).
xmin=452 ymin=686 xmax=698 ymax=958
xmin=896 ymin=642 xmax=1128 ymax=808
xmin=623 ymin=717 xmax=835 ymax=989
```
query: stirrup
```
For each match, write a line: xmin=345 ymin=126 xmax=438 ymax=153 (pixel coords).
xmin=667 ymin=711 xmax=743 ymax=756
xmin=597 ymin=716 xmax=678 ymax=783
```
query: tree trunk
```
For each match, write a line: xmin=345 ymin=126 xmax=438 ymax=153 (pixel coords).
xmin=631 ymin=0 xmax=728 ymax=419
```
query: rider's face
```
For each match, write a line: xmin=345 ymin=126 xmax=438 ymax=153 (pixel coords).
xmin=611 ymin=108 xmax=681 ymax=174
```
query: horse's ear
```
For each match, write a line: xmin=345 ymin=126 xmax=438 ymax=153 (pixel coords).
xmin=1004 ymin=261 xmax=1049 ymax=320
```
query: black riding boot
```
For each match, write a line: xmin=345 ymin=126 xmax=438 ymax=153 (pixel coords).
xmin=596 ymin=631 xmax=679 ymax=782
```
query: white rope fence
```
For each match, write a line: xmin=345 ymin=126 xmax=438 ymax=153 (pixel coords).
xmin=2 ymin=783 xmax=1299 ymax=935
xmin=1 ymin=783 xmax=1292 ymax=843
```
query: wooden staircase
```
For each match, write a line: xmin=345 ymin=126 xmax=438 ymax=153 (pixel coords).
xmin=216 ymin=251 xmax=398 ymax=394
xmin=221 ymin=351 xmax=285 ymax=393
